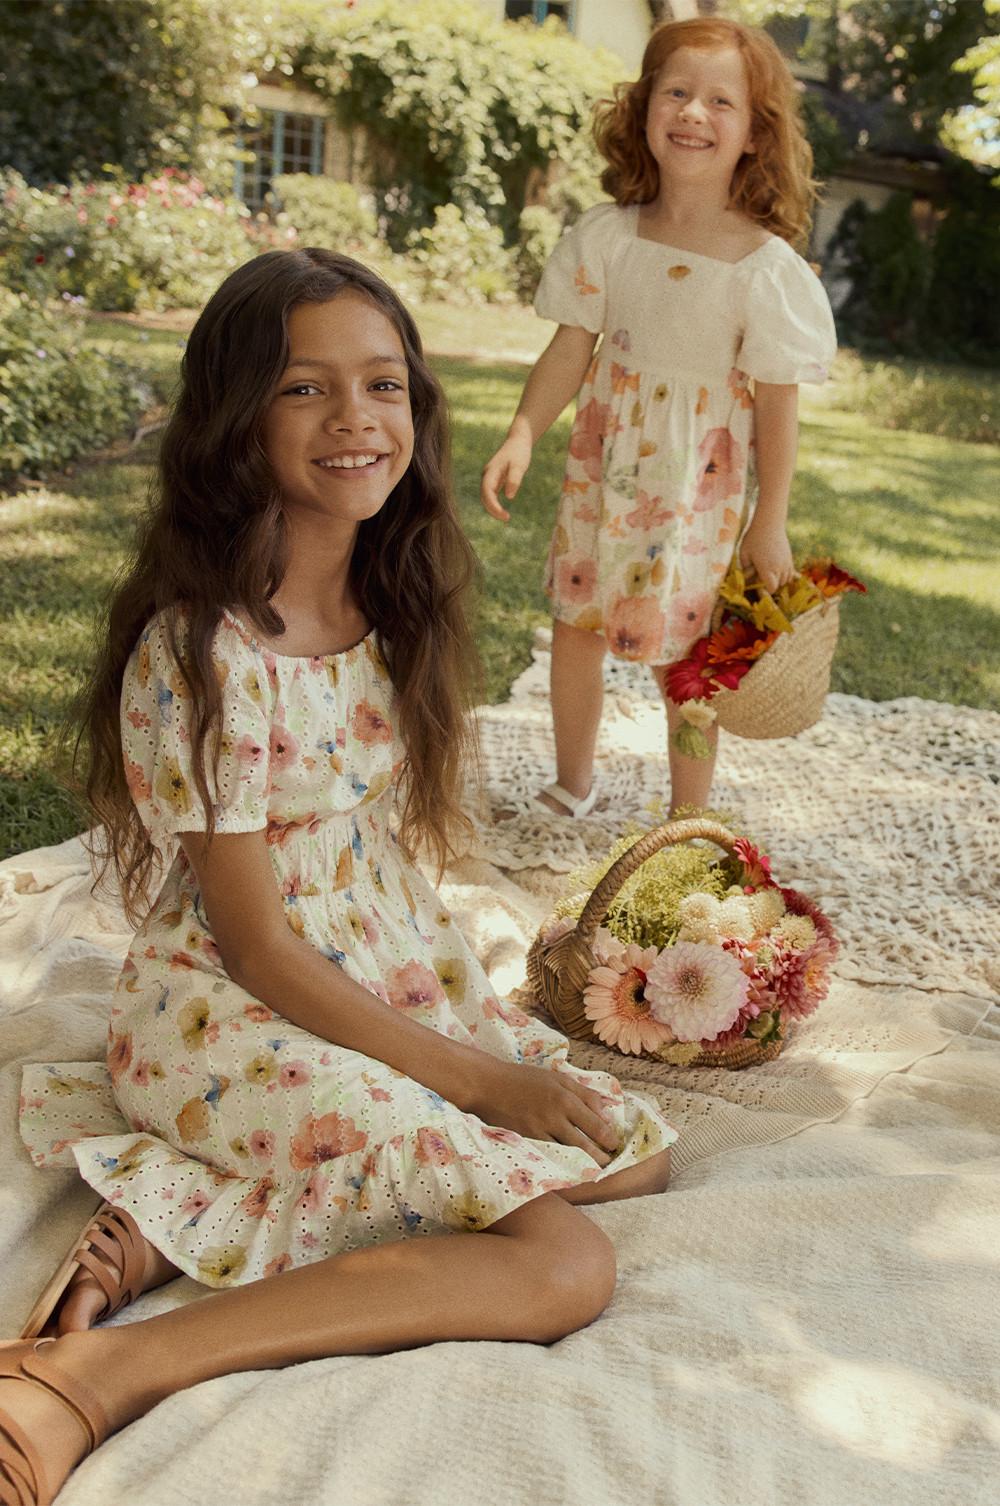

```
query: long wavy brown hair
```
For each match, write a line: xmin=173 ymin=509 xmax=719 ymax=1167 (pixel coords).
xmin=595 ymin=17 xmax=818 ymax=249
xmin=78 ymin=249 xmax=480 ymax=923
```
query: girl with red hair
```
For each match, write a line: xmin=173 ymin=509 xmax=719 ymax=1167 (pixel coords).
xmin=482 ymin=16 xmax=836 ymax=818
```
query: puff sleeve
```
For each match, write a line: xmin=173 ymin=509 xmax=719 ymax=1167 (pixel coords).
xmin=533 ymin=201 xmax=622 ymax=333
xmin=121 ymin=611 xmax=274 ymax=844
xmin=736 ymin=244 xmax=837 ymax=385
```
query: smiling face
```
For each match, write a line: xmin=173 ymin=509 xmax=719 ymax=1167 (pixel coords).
xmin=645 ymin=44 xmax=755 ymax=192
xmin=262 ymin=290 xmax=415 ymax=531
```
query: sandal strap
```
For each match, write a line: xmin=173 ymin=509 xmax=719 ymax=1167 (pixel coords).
xmin=0 ymin=1339 xmax=108 ymax=1506
xmin=20 ymin=1342 xmax=108 ymax=1450
xmin=539 ymin=781 xmax=597 ymax=818
xmin=76 ymin=1206 xmax=146 ymax=1319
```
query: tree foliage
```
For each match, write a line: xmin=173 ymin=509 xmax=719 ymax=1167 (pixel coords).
xmin=294 ymin=0 xmax=623 ymax=243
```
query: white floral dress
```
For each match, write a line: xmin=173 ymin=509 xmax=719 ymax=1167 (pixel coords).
xmin=20 ymin=610 xmax=675 ymax=1288
xmin=536 ymin=202 xmax=837 ymax=664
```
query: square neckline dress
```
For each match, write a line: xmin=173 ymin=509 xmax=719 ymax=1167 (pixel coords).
xmin=536 ymin=202 xmax=837 ymax=666
xmin=20 ymin=609 xmax=676 ymax=1287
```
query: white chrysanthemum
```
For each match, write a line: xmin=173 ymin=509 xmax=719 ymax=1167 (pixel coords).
xmin=541 ymin=915 xmax=576 ymax=946
xmin=679 ymin=698 xmax=717 ymax=731
xmin=773 ymin=914 xmax=816 ymax=950
xmin=592 ymin=927 xmax=624 ymax=965
xmin=747 ymin=888 xmax=786 ymax=934
xmin=715 ymin=896 xmax=755 ymax=942
xmin=677 ymin=892 xmax=721 ymax=944
xmin=646 ymin=941 xmax=748 ymax=1042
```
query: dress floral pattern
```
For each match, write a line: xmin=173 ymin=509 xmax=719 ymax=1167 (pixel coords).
xmin=19 ymin=610 xmax=676 ymax=1287
xmin=536 ymin=202 xmax=837 ymax=664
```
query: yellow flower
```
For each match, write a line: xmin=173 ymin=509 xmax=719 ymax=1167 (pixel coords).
xmin=748 ymin=889 xmax=785 ymax=934
xmin=244 ymin=670 xmax=264 ymax=704
xmin=197 ymin=1244 xmax=248 ymax=1286
xmin=630 ymin=400 xmax=644 ymax=427
xmin=154 ymin=758 xmax=191 ymax=817
xmin=177 ymin=996 xmax=212 ymax=1048
xmin=347 ymin=907 xmax=366 ymax=943
xmin=653 ymin=383 xmax=669 ymax=403
xmin=446 ymin=1192 xmax=496 ymax=1232
xmin=657 ymin=1041 xmax=702 ymax=1066
xmin=624 ymin=561 xmax=650 ymax=596
xmin=749 ymin=590 xmax=792 ymax=635
xmin=244 ymin=1054 xmax=277 ymax=1086
xmin=361 ymin=770 xmax=393 ymax=805
xmin=773 ymin=914 xmax=816 ymax=949
xmin=434 ymin=957 xmax=466 ymax=1004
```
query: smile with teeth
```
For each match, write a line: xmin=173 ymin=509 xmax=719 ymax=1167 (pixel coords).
xmin=669 ymin=134 xmax=713 ymax=149
xmin=314 ymin=453 xmax=384 ymax=470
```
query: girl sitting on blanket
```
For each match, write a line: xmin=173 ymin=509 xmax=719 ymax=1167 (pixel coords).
xmin=481 ymin=16 xmax=836 ymax=819
xmin=2 ymin=249 xmax=674 ymax=1505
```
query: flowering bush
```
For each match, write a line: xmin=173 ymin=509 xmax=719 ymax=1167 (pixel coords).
xmin=0 ymin=289 xmax=145 ymax=480
xmin=1 ymin=169 xmax=253 ymax=311
xmin=545 ymin=828 xmax=837 ymax=1064
xmin=405 ymin=204 xmax=514 ymax=304
xmin=272 ymin=174 xmax=379 ymax=254
xmin=665 ymin=557 xmax=866 ymax=758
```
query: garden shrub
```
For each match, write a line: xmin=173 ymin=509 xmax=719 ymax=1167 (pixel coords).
xmin=0 ymin=290 xmax=145 ymax=481
xmin=923 ymin=173 xmax=1000 ymax=361
xmin=513 ymin=206 xmax=561 ymax=299
xmin=0 ymin=169 xmax=254 ymax=311
xmin=296 ymin=0 xmax=621 ymax=246
xmin=405 ymin=204 xmax=514 ymax=303
xmin=825 ymin=351 xmax=999 ymax=446
xmin=271 ymin=174 xmax=378 ymax=253
xmin=832 ymin=194 xmax=930 ymax=347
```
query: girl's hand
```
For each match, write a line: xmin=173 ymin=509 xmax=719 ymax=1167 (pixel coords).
xmin=466 ymin=1058 xmax=620 ymax=1166
xmin=739 ymin=521 xmax=795 ymax=594
xmin=481 ymin=426 xmax=533 ymax=522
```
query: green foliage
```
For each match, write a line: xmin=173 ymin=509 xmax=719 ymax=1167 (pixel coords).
xmin=832 ymin=194 xmax=930 ymax=347
xmin=0 ymin=0 xmax=260 ymax=190
xmin=271 ymin=174 xmax=378 ymax=252
xmin=553 ymin=829 xmax=739 ymax=951
xmin=799 ymin=93 xmax=847 ymax=181
xmin=924 ymin=173 xmax=1000 ymax=357
xmin=295 ymin=0 xmax=622 ymax=244
xmin=0 ymin=290 xmax=144 ymax=482
xmin=0 ymin=169 xmax=254 ymax=311
xmin=405 ymin=204 xmax=514 ymax=304
xmin=821 ymin=351 xmax=1000 ymax=446
xmin=513 ymin=206 xmax=562 ymax=299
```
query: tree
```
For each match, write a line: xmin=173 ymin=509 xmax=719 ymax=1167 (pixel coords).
xmin=0 ymin=0 xmax=265 ymax=186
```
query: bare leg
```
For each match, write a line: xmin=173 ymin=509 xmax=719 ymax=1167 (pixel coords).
xmin=558 ymin=1147 xmax=671 ymax=1206
xmin=54 ymin=1241 xmax=181 ymax=1335
xmin=1 ymin=1195 xmax=615 ymax=1497
xmin=538 ymin=618 xmax=607 ymax=813
xmin=651 ymin=668 xmax=720 ymax=813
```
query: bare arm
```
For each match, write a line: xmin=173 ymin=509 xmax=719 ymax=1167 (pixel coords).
xmin=481 ymin=323 xmax=598 ymax=521
xmin=180 ymin=830 xmax=618 ymax=1162
xmin=740 ymin=382 xmax=799 ymax=591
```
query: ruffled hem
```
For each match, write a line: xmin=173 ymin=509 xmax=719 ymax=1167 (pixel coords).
xmin=24 ymin=1062 xmax=676 ymax=1288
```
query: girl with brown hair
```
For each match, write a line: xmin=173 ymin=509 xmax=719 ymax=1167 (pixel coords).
xmin=3 ymin=249 xmax=673 ymax=1504
xmin=482 ymin=16 xmax=837 ymax=820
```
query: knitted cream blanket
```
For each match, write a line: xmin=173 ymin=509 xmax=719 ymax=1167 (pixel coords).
xmin=1 ymin=645 xmax=997 ymax=1505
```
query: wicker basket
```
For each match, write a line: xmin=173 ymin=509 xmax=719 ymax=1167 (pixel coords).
xmin=526 ymin=817 xmax=785 ymax=1070
xmin=712 ymin=597 xmax=840 ymax=740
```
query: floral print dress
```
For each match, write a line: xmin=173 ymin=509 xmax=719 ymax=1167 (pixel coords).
xmin=536 ymin=202 xmax=837 ymax=664
xmin=20 ymin=610 xmax=676 ymax=1288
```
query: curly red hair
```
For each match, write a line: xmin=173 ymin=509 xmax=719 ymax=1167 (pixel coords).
xmin=594 ymin=17 xmax=817 ymax=249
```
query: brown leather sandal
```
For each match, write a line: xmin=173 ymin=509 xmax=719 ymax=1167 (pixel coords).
xmin=19 ymin=1203 xmax=147 ymax=1340
xmin=0 ymin=1338 xmax=108 ymax=1506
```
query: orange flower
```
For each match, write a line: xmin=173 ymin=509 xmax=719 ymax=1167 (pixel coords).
xmin=801 ymin=559 xmax=867 ymax=598
xmin=705 ymin=619 xmax=776 ymax=665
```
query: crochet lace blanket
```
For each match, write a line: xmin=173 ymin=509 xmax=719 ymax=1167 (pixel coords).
xmin=1 ymin=647 xmax=997 ymax=1504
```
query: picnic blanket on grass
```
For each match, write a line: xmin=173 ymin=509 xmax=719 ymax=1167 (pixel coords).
xmin=1 ymin=637 xmax=997 ymax=1506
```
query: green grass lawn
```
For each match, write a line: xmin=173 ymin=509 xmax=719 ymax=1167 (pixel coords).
xmin=1 ymin=306 xmax=997 ymax=858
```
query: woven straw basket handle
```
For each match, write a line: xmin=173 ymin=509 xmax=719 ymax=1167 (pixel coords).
xmin=574 ymin=817 xmax=742 ymax=952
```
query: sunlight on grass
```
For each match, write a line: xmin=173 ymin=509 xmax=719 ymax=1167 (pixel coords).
xmin=1 ymin=304 xmax=996 ymax=857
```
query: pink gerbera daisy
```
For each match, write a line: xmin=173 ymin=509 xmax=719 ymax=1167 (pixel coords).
xmin=645 ymin=941 xmax=748 ymax=1043
xmin=583 ymin=943 xmax=672 ymax=1056
xmin=768 ymin=934 xmax=837 ymax=1020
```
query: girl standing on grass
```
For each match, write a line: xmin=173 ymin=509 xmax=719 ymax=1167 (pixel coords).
xmin=2 ymin=249 xmax=674 ymax=1506
xmin=482 ymin=16 xmax=836 ymax=819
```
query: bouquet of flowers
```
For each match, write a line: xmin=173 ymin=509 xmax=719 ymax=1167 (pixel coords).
xmin=667 ymin=558 xmax=866 ymax=756
xmin=529 ymin=818 xmax=837 ymax=1068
